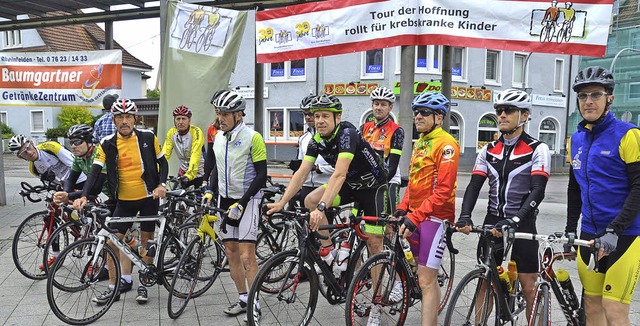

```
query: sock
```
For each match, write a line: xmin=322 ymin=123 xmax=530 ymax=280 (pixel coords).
xmin=122 ymin=275 xmax=132 ymax=283
xmin=108 ymin=284 xmax=115 ymax=290
xmin=239 ymin=293 xmax=248 ymax=304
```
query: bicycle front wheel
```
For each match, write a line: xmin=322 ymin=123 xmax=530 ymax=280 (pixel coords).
xmin=247 ymin=250 xmax=318 ymax=325
xmin=47 ymin=238 xmax=121 ymax=325
xmin=168 ymin=237 xmax=203 ymax=319
xmin=43 ymin=220 xmax=84 ymax=275
xmin=529 ymin=284 xmax=551 ymax=326
xmin=345 ymin=253 xmax=410 ymax=326
xmin=158 ymin=222 xmax=196 ymax=291
xmin=444 ymin=268 xmax=501 ymax=326
xmin=12 ymin=210 xmax=51 ymax=280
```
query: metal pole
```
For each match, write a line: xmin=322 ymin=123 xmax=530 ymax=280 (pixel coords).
xmin=254 ymin=12 xmax=264 ymax=136
xmin=398 ymin=45 xmax=415 ymax=177
xmin=441 ymin=46 xmax=452 ymax=132
xmin=610 ymin=47 xmax=640 ymax=72
xmin=0 ymin=151 xmax=6 ymax=205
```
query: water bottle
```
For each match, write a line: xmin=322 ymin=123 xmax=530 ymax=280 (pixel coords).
xmin=497 ymin=266 xmax=511 ymax=294
xmin=333 ymin=241 xmax=351 ymax=278
xmin=507 ymin=260 xmax=518 ymax=293
xmin=556 ymin=269 xmax=579 ymax=310
xmin=319 ymin=246 xmax=335 ymax=268
xmin=145 ymin=239 xmax=157 ymax=258
xmin=401 ymin=239 xmax=417 ymax=274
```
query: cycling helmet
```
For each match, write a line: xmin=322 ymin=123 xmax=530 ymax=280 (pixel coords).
xmin=102 ymin=94 xmax=119 ymax=111
xmin=209 ymin=89 xmax=227 ymax=105
xmin=300 ymin=94 xmax=316 ymax=110
xmin=572 ymin=66 xmax=615 ymax=93
xmin=411 ymin=92 xmax=449 ymax=114
xmin=565 ymin=1 xmax=572 ymax=8
xmin=212 ymin=90 xmax=246 ymax=112
xmin=67 ymin=124 xmax=94 ymax=142
xmin=111 ymin=98 xmax=138 ymax=115
xmin=8 ymin=134 xmax=28 ymax=152
xmin=309 ymin=94 xmax=342 ymax=113
xmin=173 ymin=105 xmax=192 ymax=118
xmin=369 ymin=87 xmax=395 ymax=104
xmin=493 ymin=89 xmax=532 ymax=110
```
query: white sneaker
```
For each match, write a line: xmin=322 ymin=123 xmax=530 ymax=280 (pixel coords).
xmin=388 ymin=281 xmax=403 ymax=303
xmin=367 ymin=304 xmax=381 ymax=326
xmin=224 ymin=300 xmax=247 ymax=316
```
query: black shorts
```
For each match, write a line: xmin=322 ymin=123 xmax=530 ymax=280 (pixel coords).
xmin=338 ymin=183 xmax=388 ymax=225
xmin=479 ymin=214 xmax=539 ymax=273
xmin=112 ymin=197 xmax=159 ymax=234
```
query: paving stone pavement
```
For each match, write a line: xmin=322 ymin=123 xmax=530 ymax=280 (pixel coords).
xmin=0 ymin=154 xmax=638 ymax=325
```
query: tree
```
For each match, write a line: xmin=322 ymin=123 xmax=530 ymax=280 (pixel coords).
xmin=147 ymin=88 xmax=160 ymax=99
xmin=1 ymin=122 xmax=14 ymax=139
xmin=57 ymin=107 xmax=94 ymax=130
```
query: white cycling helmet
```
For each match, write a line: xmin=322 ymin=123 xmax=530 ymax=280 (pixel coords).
xmin=212 ymin=90 xmax=246 ymax=112
xmin=494 ymin=89 xmax=532 ymax=110
xmin=9 ymin=134 xmax=29 ymax=152
xmin=369 ymin=87 xmax=395 ymax=104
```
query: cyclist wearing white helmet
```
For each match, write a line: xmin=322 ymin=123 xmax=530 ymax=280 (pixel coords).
xmin=395 ymin=91 xmax=459 ymax=325
xmin=75 ymin=98 xmax=169 ymax=305
xmin=362 ymin=86 xmax=405 ymax=211
xmin=456 ymin=88 xmax=551 ymax=320
xmin=204 ymin=90 xmax=268 ymax=321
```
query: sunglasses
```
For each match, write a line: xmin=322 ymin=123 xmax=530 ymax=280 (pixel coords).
xmin=18 ymin=142 xmax=33 ymax=157
xmin=577 ymin=91 xmax=607 ymax=101
xmin=303 ymin=111 xmax=313 ymax=117
xmin=413 ymin=109 xmax=434 ymax=117
xmin=495 ymin=106 xmax=520 ymax=115
xmin=70 ymin=139 xmax=85 ymax=146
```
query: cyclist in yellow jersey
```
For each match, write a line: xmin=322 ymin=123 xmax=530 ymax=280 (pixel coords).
xmin=566 ymin=66 xmax=640 ymax=326
xmin=75 ymin=98 xmax=168 ymax=306
xmin=163 ymin=105 xmax=205 ymax=188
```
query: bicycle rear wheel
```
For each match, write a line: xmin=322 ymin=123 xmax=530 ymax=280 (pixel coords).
xmin=168 ymin=237 xmax=203 ymax=319
xmin=247 ymin=250 xmax=318 ymax=325
xmin=158 ymin=222 xmax=197 ymax=291
xmin=12 ymin=210 xmax=51 ymax=280
xmin=529 ymin=284 xmax=551 ymax=326
xmin=438 ymin=244 xmax=455 ymax=313
xmin=345 ymin=253 xmax=410 ymax=326
xmin=43 ymin=220 xmax=84 ymax=275
xmin=47 ymin=238 xmax=121 ymax=325
xmin=444 ymin=268 xmax=501 ymax=325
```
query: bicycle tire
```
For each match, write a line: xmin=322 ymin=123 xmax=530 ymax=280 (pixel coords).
xmin=158 ymin=222 xmax=197 ymax=291
xmin=438 ymin=244 xmax=455 ymax=313
xmin=444 ymin=268 xmax=501 ymax=325
xmin=168 ymin=237 xmax=203 ymax=319
xmin=47 ymin=238 xmax=121 ymax=325
xmin=12 ymin=210 xmax=51 ymax=280
xmin=255 ymin=220 xmax=297 ymax=264
xmin=247 ymin=249 xmax=319 ymax=325
xmin=529 ymin=284 xmax=551 ymax=326
xmin=42 ymin=220 xmax=83 ymax=275
xmin=345 ymin=252 xmax=410 ymax=326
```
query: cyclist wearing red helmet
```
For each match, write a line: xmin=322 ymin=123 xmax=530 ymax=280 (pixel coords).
xmin=162 ymin=105 xmax=206 ymax=188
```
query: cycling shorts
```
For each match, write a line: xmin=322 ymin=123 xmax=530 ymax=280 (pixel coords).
xmin=577 ymin=232 xmax=640 ymax=304
xmin=112 ymin=197 xmax=159 ymax=234
xmin=480 ymin=214 xmax=539 ymax=273
xmin=409 ymin=218 xmax=446 ymax=270
xmin=217 ymin=194 xmax=261 ymax=243
xmin=388 ymin=182 xmax=399 ymax=213
xmin=337 ymin=183 xmax=388 ymax=232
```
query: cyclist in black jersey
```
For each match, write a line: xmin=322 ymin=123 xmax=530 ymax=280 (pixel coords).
xmin=456 ymin=88 xmax=552 ymax=319
xmin=266 ymin=94 xmax=388 ymax=256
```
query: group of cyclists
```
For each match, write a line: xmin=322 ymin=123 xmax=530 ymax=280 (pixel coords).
xmin=7 ymin=64 xmax=639 ymax=325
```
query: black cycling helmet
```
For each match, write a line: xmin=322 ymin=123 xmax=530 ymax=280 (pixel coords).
xmin=300 ymin=94 xmax=316 ymax=110
xmin=572 ymin=66 xmax=615 ymax=93
xmin=67 ymin=124 xmax=94 ymax=143
xmin=102 ymin=94 xmax=119 ymax=111
xmin=309 ymin=95 xmax=342 ymax=113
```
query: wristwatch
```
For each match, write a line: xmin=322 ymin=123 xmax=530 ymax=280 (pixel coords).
xmin=316 ymin=201 xmax=327 ymax=212
xmin=160 ymin=183 xmax=167 ymax=188
xmin=511 ymin=216 xmax=521 ymax=224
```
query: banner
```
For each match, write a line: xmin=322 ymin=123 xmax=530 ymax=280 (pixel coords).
xmin=158 ymin=1 xmax=247 ymax=145
xmin=0 ymin=50 xmax=121 ymax=107
xmin=256 ymin=0 xmax=613 ymax=63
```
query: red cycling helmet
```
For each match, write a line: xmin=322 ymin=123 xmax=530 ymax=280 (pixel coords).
xmin=173 ymin=105 xmax=192 ymax=118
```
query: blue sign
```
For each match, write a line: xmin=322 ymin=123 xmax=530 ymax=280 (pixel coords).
xmin=452 ymin=67 xmax=461 ymax=76
xmin=417 ymin=58 xmax=427 ymax=68
xmin=291 ymin=67 xmax=305 ymax=76
xmin=366 ymin=64 xmax=383 ymax=74
xmin=271 ymin=68 xmax=284 ymax=77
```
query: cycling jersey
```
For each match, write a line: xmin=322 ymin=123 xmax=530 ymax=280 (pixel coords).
xmin=397 ymin=127 xmax=459 ymax=225
xmin=543 ymin=7 xmax=560 ymax=22
xmin=71 ymin=146 xmax=109 ymax=198
xmin=163 ymin=126 xmax=205 ymax=181
xmin=29 ymin=141 xmax=86 ymax=183
xmin=560 ymin=8 xmax=576 ymax=22
xmin=461 ymin=132 xmax=551 ymax=220
xmin=568 ymin=112 xmax=640 ymax=236
xmin=361 ymin=117 xmax=404 ymax=184
xmin=207 ymin=124 xmax=218 ymax=144
xmin=297 ymin=127 xmax=332 ymax=188
xmin=304 ymin=121 xmax=386 ymax=190
xmin=213 ymin=122 xmax=267 ymax=199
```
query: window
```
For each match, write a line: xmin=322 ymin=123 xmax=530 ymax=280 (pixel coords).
xmin=477 ymin=114 xmax=498 ymax=150
xmin=485 ymin=50 xmax=501 ymax=84
xmin=606 ymin=34 xmax=617 ymax=56
xmin=30 ymin=110 xmax=45 ymax=132
xmin=554 ymin=59 xmax=564 ymax=92
xmin=630 ymin=82 xmax=640 ymax=99
xmin=266 ymin=59 xmax=306 ymax=82
xmin=415 ymin=45 xmax=441 ymax=73
xmin=449 ymin=111 xmax=464 ymax=151
xmin=513 ymin=53 xmax=528 ymax=88
xmin=633 ymin=32 xmax=640 ymax=49
xmin=361 ymin=49 xmax=384 ymax=79
xmin=452 ymin=47 xmax=467 ymax=80
xmin=539 ymin=118 xmax=559 ymax=152
xmin=0 ymin=111 xmax=6 ymax=124
xmin=266 ymin=108 xmax=305 ymax=141
xmin=2 ymin=30 xmax=22 ymax=48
